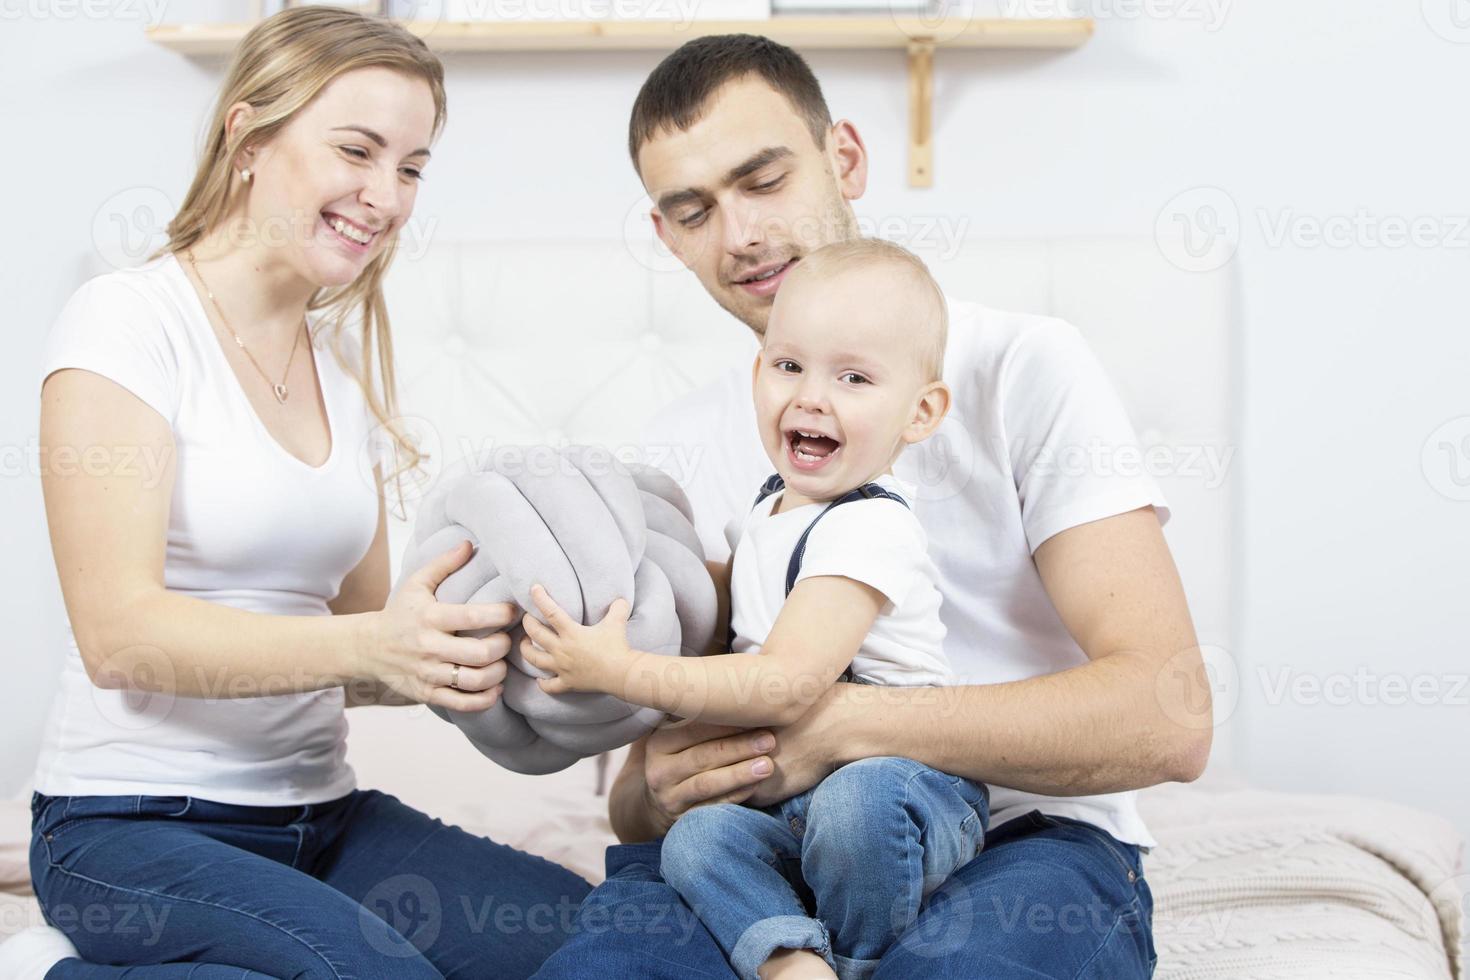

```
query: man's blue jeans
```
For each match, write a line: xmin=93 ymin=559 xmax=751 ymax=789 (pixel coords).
xmin=534 ymin=806 xmax=1157 ymax=979
xmin=29 ymin=789 xmax=592 ymax=978
xmin=660 ymin=756 xmax=989 ymax=980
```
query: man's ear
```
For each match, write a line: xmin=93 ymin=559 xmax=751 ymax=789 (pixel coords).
xmin=903 ymin=381 xmax=952 ymax=445
xmin=827 ymin=120 xmax=869 ymax=203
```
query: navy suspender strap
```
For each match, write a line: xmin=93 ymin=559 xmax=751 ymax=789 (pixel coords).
xmin=732 ymin=474 xmax=911 ymax=684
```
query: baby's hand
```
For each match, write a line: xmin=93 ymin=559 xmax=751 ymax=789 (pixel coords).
xmin=520 ymin=584 xmax=634 ymax=695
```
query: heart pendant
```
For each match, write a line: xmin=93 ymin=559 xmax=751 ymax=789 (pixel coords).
xmin=273 ymin=383 xmax=289 ymax=403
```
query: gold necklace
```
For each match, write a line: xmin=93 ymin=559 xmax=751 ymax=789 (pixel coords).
xmin=186 ymin=249 xmax=306 ymax=404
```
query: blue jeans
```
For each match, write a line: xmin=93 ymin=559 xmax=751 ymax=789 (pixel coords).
xmin=29 ymin=789 xmax=592 ymax=979
xmin=533 ymin=807 xmax=1156 ymax=979
xmin=660 ymin=757 xmax=988 ymax=980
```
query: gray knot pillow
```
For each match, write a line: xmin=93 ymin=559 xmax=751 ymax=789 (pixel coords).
xmin=393 ymin=445 xmax=716 ymax=774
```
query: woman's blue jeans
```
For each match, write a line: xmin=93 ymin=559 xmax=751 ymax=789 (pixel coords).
xmin=660 ymin=756 xmax=990 ymax=980
xmin=29 ymin=789 xmax=592 ymax=979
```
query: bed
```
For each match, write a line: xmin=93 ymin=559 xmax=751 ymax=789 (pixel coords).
xmin=9 ymin=236 xmax=1462 ymax=976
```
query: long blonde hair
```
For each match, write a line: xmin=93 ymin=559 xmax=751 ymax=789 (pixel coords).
xmin=164 ymin=7 xmax=446 ymax=518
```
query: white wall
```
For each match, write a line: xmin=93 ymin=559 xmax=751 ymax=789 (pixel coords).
xmin=2 ymin=2 xmax=1466 ymax=838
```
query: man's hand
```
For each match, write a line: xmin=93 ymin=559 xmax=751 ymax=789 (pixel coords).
xmin=632 ymin=720 xmax=777 ymax=838
xmin=745 ymin=683 xmax=848 ymax=807
xmin=520 ymin=584 xmax=635 ymax=695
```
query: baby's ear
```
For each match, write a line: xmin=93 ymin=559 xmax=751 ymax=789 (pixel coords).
xmin=904 ymin=380 xmax=952 ymax=444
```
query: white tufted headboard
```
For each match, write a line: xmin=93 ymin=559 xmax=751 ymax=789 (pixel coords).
xmin=346 ymin=236 xmax=1237 ymax=822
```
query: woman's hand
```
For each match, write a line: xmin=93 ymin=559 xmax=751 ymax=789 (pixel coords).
xmin=360 ymin=540 xmax=516 ymax=711
xmin=519 ymin=584 xmax=635 ymax=696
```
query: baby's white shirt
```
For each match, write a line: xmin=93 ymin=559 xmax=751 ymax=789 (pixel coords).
xmin=727 ymin=472 xmax=951 ymax=687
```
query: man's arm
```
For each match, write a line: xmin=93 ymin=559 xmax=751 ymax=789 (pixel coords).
xmin=747 ymin=505 xmax=1211 ymax=804
xmin=608 ymin=505 xmax=1211 ymax=836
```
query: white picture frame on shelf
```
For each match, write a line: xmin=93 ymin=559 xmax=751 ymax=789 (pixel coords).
xmin=441 ymin=0 xmax=769 ymax=22
xmin=283 ymin=1 xmax=386 ymax=13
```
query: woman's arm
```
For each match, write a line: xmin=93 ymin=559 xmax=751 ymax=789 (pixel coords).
xmin=520 ymin=575 xmax=885 ymax=726
xmin=329 ymin=471 xmax=416 ymax=707
xmin=42 ymin=369 xmax=510 ymax=709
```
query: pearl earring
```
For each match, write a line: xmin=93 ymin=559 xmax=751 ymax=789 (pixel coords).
xmin=241 ymin=168 xmax=253 ymax=184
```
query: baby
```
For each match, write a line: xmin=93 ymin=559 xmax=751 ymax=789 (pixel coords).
xmin=521 ymin=239 xmax=986 ymax=980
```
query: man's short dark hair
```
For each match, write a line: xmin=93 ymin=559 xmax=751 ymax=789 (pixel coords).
xmin=628 ymin=34 xmax=833 ymax=171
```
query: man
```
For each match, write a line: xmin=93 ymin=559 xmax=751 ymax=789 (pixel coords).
xmin=536 ymin=34 xmax=1208 ymax=979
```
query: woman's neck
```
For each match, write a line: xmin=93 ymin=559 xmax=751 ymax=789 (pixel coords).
xmin=184 ymin=232 xmax=318 ymax=347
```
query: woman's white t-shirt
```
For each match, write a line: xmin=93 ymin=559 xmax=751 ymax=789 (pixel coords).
xmin=33 ymin=252 xmax=380 ymax=805
xmin=642 ymin=299 xmax=1171 ymax=847
xmin=728 ymin=473 xmax=952 ymax=688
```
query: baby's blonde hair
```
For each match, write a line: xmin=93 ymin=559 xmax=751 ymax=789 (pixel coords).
xmin=789 ymin=238 xmax=948 ymax=382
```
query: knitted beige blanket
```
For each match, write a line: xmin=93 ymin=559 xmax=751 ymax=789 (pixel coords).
xmin=1142 ymin=782 xmax=1465 ymax=979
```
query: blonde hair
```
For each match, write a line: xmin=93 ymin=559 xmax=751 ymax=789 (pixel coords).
xmin=790 ymin=238 xmax=948 ymax=382
xmin=162 ymin=7 xmax=447 ymax=518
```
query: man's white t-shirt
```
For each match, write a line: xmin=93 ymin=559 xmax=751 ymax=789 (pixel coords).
xmin=33 ymin=252 xmax=380 ymax=805
xmin=729 ymin=472 xmax=950 ymax=688
xmin=642 ymin=298 xmax=1170 ymax=847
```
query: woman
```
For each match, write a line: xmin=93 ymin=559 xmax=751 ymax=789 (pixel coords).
xmin=9 ymin=8 xmax=589 ymax=977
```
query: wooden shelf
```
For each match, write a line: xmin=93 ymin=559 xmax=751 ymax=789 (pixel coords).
xmin=147 ymin=17 xmax=1091 ymax=55
xmin=146 ymin=16 xmax=1092 ymax=186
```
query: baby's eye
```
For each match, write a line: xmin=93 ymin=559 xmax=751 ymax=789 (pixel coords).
xmin=841 ymin=372 xmax=870 ymax=385
xmin=775 ymin=359 xmax=801 ymax=373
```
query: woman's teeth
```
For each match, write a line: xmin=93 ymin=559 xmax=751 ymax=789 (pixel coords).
xmin=327 ymin=215 xmax=372 ymax=245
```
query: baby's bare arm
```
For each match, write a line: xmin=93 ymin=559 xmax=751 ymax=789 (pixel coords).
xmin=619 ymin=575 xmax=884 ymax=726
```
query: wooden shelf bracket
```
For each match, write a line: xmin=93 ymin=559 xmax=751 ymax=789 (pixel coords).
xmin=907 ymin=40 xmax=935 ymax=188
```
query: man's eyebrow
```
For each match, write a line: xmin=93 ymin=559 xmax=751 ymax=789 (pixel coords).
xmin=655 ymin=146 xmax=795 ymax=214
xmin=656 ymin=188 xmax=705 ymax=214
xmin=330 ymin=125 xmax=431 ymax=159
xmin=725 ymin=145 xmax=793 ymax=184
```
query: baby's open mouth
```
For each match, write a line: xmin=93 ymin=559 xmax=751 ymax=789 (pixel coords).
xmin=786 ymin=428 xmax=842 ymax=465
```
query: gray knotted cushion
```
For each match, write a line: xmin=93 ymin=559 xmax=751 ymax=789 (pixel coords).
xmin=392 ymin=445 xmax=716 ymax=775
